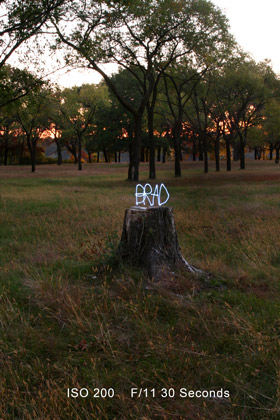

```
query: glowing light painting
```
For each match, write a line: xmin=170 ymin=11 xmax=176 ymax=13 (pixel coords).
xmin=135 ymin=183 xmax=170 ymax=207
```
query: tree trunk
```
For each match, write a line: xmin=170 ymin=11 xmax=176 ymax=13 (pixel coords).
xmin=67 ymin=143 xmax=78 ymax=164
xmin=270 ymin=144 xmax=273 ymax=160
xmin=203 ymin=134 xmax=208 ymax=174
xmin=97 ymin=151 xmax=100 ymax=163
xmin=103 ymin=149 xmax=108 ymax=163
xmin=145 ymin=148 xmax=149 ymax=163
xmin=174 ymin=138 xmax=181 ymax=176
xmin=128 ymin=145 xmax=132 ymax=179
xmin=118 ymin=206 xmax=205 ymax=279
xmin=19 ymin=140 xmax=24 ymax=165
xmin=162 ymin=148 xmax=166 ymax=164
xmin=192 ymin=137 xmax=196 ymax=161
xmin=31 ymin=141 xmax=36 ymax=173
xmin=214 ymin=137 xmax=220 ymax=172
xmin=118 ymin=151 xmax=121 ymax=162
xmin=72 ymin=148 xmax=78 ymax=164
xmin=233 ymin=141 xmax=239 ymax=161
xmin=88 ymin=151 xmax=92 ymax=163
xmin=149 ymin=142 xmax=156 ymax=179
xmin=239 ymin=133 xmax=245 ymax=170
xmin=26 ymin=138 xmax=36 ymax=172
xmin=172 ymin=122 xmax=181 ymax=177
xmin=157 ymin=146 xmax=161 ymax=162
xmin=148 ymin=107 xmax=156 ymax=179
xmin=56 ymin=140 xmax=63 ymax=165
xmin=198 ymin=136 xmax=203 ymax=161
xmin=224 ymin=136 xmax=231 ymax=171
xmin=128 ymin=116 xmax=142 ymax=181
xmin=78 ymin=137 xmax=82 ymax=171
xmin=115 ymin=152 xmax=118 ymax=163
xmin=4 ymin=136 xmax=8 ymax=166
xmin=140 ymin=146 xmax=145 ymax=162
xmin=275 ymin=146 xmax=279 ymax=164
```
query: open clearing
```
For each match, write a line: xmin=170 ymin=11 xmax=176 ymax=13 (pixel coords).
xmin=1 ymin=161 xmax=280 ymax=419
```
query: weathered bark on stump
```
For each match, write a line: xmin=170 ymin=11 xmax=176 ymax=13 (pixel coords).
xmin=118 ymin=206 xmax=203 ymax=278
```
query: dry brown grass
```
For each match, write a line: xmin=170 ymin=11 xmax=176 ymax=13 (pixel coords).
xmin=1 ymin=160 xmax=280 ymax=419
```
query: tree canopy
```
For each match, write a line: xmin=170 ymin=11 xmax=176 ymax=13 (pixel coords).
xmin=1 ymin=0 xmax=280 ymax=175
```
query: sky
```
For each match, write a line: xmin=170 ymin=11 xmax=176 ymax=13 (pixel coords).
xmin=212 ymin=0 xmax=280 ymax=73
xmin=12 ymin=0 xmax=280 ymax=88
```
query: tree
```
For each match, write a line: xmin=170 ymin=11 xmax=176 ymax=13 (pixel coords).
xmin=163 ymin=63 xmax=203 ymax=176
xmin=94 ymin=97 xmax=131 ymax=163
xmin=262 ymin=99 xmax=280 ymax=164
xmin=0 ymin=0 xmax=66 ymax=67
xmin=161 ymin=35 xmax=234 ymax=176
xmin=213 ymin=58 xmax=274 ymax=170
xmin=59 ymin=84 xmax=98 ymax=170
xmin=47 ymin=0 xmax=233 ymax=180
xmin=184 ymin=73 xmax=216 ymax=174
xmin=47 ymin=91 xmax=65 ymax=165
xmin=210 ymin=108 xmax=224 ymax=172
xmin=15 ymin=84 xmax=50 ymax=172
xmin=246 ymin=126 xmax=266 ymax=160
xmin=0 ymin=65 xmax=44 ymax=109
xmin=0 ymin=109 xmax=15 ymax=165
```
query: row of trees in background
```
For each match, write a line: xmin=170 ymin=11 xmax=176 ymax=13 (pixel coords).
xmin=1 ymin=0 xmax=280 ymax=178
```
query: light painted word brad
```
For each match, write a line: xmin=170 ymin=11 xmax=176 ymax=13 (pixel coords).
xmin=135 ymin=183 xmax=170 ymax=207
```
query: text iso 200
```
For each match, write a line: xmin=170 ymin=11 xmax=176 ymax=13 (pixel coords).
xmin=67 ymin=388 xmax=115 ymax=398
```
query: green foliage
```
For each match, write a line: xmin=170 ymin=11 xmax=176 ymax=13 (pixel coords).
xmin=15 ymin=85 xmax=51 ymax=139
xmin=263 ymin=98 xmax=280 ymax=145
xmin=57 ymin=84 xmax=100 ymax=165
xmin=2 ymin=1 xmax=280 ymax=173
xmin=215 ymin=58 xmax=274 ymax=132
xmin=246 ymin=126 xmax=265 ymax=148
xmin=0 ymin=0 xmax=66 ymax=66
xmin=0 ymin=65 xmax=43 ymax=109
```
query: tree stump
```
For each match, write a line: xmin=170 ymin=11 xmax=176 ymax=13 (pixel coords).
xmin=118 ymin=206 xmax=204 ymax=278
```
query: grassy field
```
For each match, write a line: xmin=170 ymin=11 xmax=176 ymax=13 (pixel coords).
xmin=1 ymin=160 xmax=280 ymax=420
